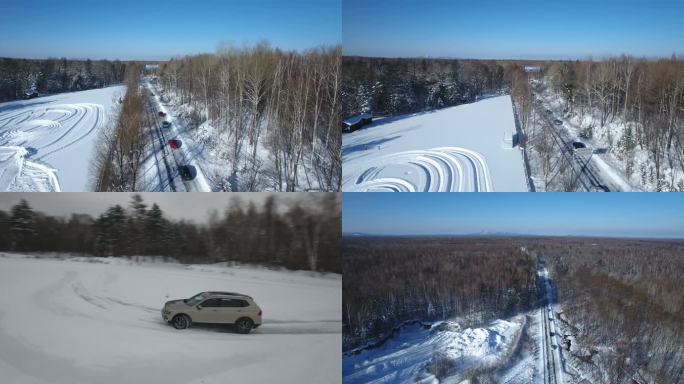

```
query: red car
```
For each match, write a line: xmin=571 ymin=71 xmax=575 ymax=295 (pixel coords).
xmin=158 ymin=111 xmax=166 ymax=118
xmin=168 ymin=139 xmax=180 ymax=149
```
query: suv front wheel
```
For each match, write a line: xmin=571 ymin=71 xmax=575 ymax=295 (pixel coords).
xmin=172 ymin=314 xmax=191 ymax=329
xmin=235 ymin=317 xmax=254 ymax=334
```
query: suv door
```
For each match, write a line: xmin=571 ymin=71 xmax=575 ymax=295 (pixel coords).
xmin=216 ymin=298 xmax=250 ymax=324
xmin=194 ymin=298 xmax=221 ymax=323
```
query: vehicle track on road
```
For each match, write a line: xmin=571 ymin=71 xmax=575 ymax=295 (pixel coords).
xmin=144 ymin=93 xmax=178 ymax=191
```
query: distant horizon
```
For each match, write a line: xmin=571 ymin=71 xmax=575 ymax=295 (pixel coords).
xmin=343 ymin=193 xmax=684 ymax=239
xmin=0 ymin=41 xmax=340 ymax=62
xmin=342 ymin=232 xmax=684 ymax=240
xmin=342 ymin=53 xmax=683 ymax=62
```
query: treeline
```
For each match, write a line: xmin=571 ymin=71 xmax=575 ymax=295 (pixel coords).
xmin=157 ymin=42 xmax=341 ymax=191
xmin=525 ymin=238 xmax=684 ymax=384
xmin=0 ymin=57 xmax=128 ymax=101
xmin=342 ymin=56 xmax=517 ymax=118
xmin=342 ymin=237 xmax=537 ymax=350
xmin=0 ymin=194 xmax=341 ymax=273
xmin=92 ymin=64 xmax=149 ymax=191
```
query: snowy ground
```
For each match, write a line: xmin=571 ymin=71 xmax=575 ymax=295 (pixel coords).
xmin=343 ymin=315 xmax=536 ymax=384
xmin=0 ymin=86 xmax=125 ymax=191
xmin=0 ymin=253 xmax=341 ymax=384
xmin=342 ymin=96 xmax=528 ymax=192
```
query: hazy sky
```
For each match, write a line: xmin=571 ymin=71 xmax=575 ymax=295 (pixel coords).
xmin=343 ymin=193 xmax=684 ymax=239
xmin=0 ymin=0 xmax=340 ymax=60
xmin=0 ymin=193 xmax=320 ymax=223
xmin=343 ymin=0 xmax=684 ymax=59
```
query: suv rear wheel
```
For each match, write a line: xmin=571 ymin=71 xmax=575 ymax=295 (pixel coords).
xmin=235 ymin=317 xmax=254 ymax=334
xmin=172 ymin=314 xmax=191 ymax=329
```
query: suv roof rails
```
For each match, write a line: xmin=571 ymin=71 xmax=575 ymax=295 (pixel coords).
xmin=207 ymin=291 xmax=252 ymax=298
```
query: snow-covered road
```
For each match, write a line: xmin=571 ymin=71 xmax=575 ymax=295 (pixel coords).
xmin=0 ymin=86 xmax=125 ymax=191
xmin=143 ymin=80 xmax=212 ymax=192
xmin=0 ymin=254 xmax=341 ymax=384
xmin=537 ymin=266 xmax=566 ymax=384
xmin=531 ymin=81 xmax=636 ymax=192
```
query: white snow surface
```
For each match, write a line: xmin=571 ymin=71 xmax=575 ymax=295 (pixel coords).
xmin=0 ymin=253 xmax=341 ymax=384
xmin=343 ymin=318 xmax=523 ymax=384
xmin=0 ymin=86 xmax=125 ymax=191
xmin=342 ymin=96 xmax=528 ymax=192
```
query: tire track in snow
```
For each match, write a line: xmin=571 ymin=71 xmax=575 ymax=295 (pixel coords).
xmin=0 ymin=102 xmax=105 ymax=190
xmin=348 ymin=147 xmax=493 ymax=192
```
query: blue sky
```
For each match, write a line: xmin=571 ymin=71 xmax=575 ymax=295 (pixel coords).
xmin=343 ymin=193 xmax=684 ymax=239
xmin=343 ymin=0 xmax=684 ymax=59
xmin=0 ymin=0 xmax=340 ymax=60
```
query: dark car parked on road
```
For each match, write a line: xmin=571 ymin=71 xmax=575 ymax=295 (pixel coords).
xmin=178 ymin=165 xmax=194 ymax=181
xmin=23 ymin=90 xmax=39 ymax=99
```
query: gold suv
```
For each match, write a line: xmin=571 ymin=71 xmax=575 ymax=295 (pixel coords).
xmin=162 ymin=291 xmax=262 ymax=333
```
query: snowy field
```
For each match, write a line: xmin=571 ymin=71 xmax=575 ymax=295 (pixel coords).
xmin=343 ymin=316 xmax=536 ymax=383
xmin=0 ymin=254 xmax=341 ymax=384
xmin=342 ymin=96 xmax=528 ymax=192
xmin=0 ymin=86 xmax=125 ymax=191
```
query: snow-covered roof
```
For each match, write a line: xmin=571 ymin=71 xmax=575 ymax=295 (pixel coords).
xmin=343 ymin=113 xmax=372 ymax=126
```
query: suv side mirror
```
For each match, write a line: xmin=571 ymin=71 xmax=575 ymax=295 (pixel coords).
xmin=196 ymin=305 xmax=202 ymax=310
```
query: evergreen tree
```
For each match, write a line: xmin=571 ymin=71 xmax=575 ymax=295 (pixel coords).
xmin=145 ymin=203 xmax=168 ymax=255
xmin=9 ymin=199 xmax=36 ymax=251
xmin=129 ymin=194 xmax=148 ymax=254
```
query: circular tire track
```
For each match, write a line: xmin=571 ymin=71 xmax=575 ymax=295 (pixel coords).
xmin=348 ymin=147 xmax=494 ymax=192
xmin=0 ymin=104 xmax=103 ymax=157
xmin=0 ymin=102 xmax=105 ymax=190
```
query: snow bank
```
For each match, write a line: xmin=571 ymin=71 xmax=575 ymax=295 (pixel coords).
xmin=343 ymin=96 xmax=528 ymax=192
xmin=343 ymin=317 xmax=523 ymax=384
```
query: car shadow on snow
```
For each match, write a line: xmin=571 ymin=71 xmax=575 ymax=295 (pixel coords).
xmin=166 ymin=320 xmax=341 ymax=335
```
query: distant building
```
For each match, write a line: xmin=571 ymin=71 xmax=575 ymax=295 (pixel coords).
xmin=145 ymin=64 xmax=159 ymax=71
xmin=342 ymin=112 xmax=373 ymax=133
xmin=524 ymin=66 xmax=541 ymax=73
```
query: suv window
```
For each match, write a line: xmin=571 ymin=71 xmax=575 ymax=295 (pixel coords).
xmin=220 ymin=299 xmax=249 ymax=308
xmin=199 ymin=298 xmax=221 ymax=307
